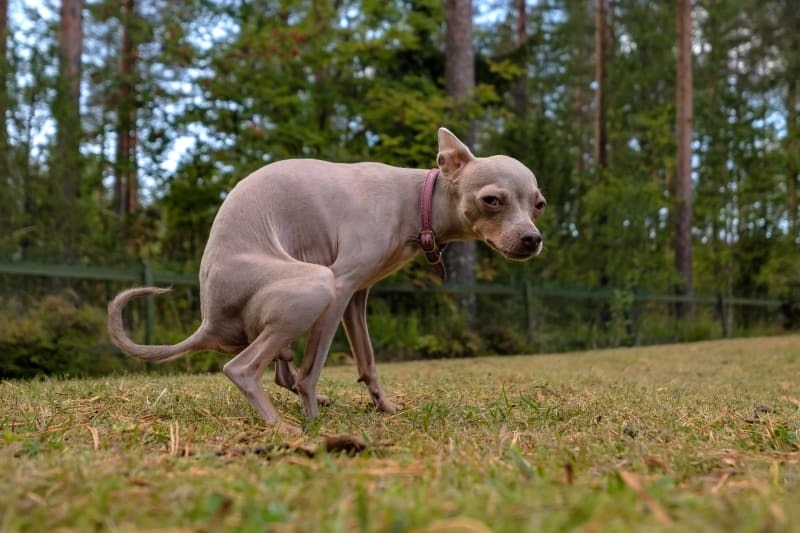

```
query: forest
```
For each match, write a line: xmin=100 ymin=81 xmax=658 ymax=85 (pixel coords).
xmin=0 ymin=0 xmax=798 ymax=377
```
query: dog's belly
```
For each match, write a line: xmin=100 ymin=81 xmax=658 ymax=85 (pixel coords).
xmin=278 ymin=227 xmax=338 ymax=266
xmin=357 ymin=245 xmax=418 ymax=288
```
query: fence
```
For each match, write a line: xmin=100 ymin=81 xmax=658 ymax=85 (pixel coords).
xmin=0 ymin=261 xmax=791 ymax=353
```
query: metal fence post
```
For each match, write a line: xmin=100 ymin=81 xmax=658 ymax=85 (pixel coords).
xmin=523 ymin=280 xmax=535 ymax=346
xmin=142 ymin=262 xmax=154 ymax=345
xmin=716 ymin=292 xmax=728 ymax=338
xmin=631 ymin=291 xmax=640 ymax=345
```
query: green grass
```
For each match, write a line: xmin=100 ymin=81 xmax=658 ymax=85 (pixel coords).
xmin=1 ymin=336 xmax=799 ymax=532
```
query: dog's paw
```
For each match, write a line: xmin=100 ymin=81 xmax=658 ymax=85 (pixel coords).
xmin=273 ymin=420 xmax=303 ymax=436
xmin=376 ymin=398 xmax=397 ymax=414
xmin=317 ymin=393 xmax=331 ymax=407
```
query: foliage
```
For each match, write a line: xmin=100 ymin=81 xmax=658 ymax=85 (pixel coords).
xmin=0 ymin=293 xmax=120 ymax=378
xmin=361 ymin=299 xmax=485 ymax=360
xmin=1 ymin=336 xmax=798 ymax=530
xmin=0 ymin=289 xmax=224 ymax=379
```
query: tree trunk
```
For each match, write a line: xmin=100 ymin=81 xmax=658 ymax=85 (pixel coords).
xmin=568 ymin=2 xmax=592 ymax=178
xmin=115 ymin=0 xmax=138 ymax=215
xmin=594 ymin=0 xmax=607 ymax=170
xmin=444 ymin=0 xmax=477 ymax=320
xmin=786 ymin=1 xmax=799 ymax=236
xmin=0 ymin=0 xmax=8 ymax=197
xmin=675 ymin=0 xmax=694 ymax=313
xmin=0 ymin=0 xmax=9 ymax=242
xmin=594 ymin=0 xmax=611 ymax=300
xmin=788 ymin=76 xmax=798 ymax=236
xmin=55 ymin=0 xmax=83 ymax=259
xmin=0 ymin=0 xmax=7 ymax=155
xmin=444 ymin=0 xmax=475 ymax=122
xmin=511 ymin=0 xmax=527 ymax=114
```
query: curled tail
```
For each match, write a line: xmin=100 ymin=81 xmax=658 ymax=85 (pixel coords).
xmin=107 ymin=287 xmax=208 ymax=363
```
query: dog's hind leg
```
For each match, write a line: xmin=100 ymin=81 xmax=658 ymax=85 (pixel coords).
xmin=342 ymin=289 xmax=396 ymax=413
xmin=295 ymin=293 xmax=356 ymax=418
xmin=224 ymin=263 xmax=336 ymax=432
xmin=223 ymin=330 xmax=300 ymax=434
xmin=274 ymin=346 xmax=330 ymax=405
xmin=274 ymin=346 xmax=298 ymax=391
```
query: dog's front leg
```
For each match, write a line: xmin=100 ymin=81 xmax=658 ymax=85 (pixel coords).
xmin=295 ymin=296 xmax=352 ymax=418
xmin=342 ymin=289 xmax=396 ymax=413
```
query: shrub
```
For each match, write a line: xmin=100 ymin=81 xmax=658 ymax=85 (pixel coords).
xmin=478 ymin=324 xmax=530 ymax=355
xmin=0 ymin=293 xmax=125 ymax=378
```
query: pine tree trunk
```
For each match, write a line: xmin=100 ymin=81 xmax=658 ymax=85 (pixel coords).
xmin=444 ymin=0 xmax=477 ymax=321
xmin=788 ymin=80 xmax=797 ymax=236
xmin=594 ymin=0 xmax=607 ymax=170
xmin=115 ymin=0 xmax=138 ymax=215
xmin=569 ymin=2 xmax=592 ymax=178
xmin=55 ymin=0 xmax=83 ymax=259
xmin=0 ymin=0 xmax=8 ymax=190
xmin=786 ymin=1 xmax=799 ymax=236
xmin=0 ymin=0 xmax=7 ymax=154
xmin=675 ymin=0 xmax=694 ymax=313
xmin=0 ymin=0 xmax=9 ymax=240
xmin=511 ymin=0 xmax=527 ymax=114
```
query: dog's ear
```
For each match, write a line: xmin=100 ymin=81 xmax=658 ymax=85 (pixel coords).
xmin=437 ymin=127 xmax=475 ymax=179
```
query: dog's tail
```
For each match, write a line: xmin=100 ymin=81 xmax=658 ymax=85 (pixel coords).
xmin=108 ymin=287 xmax=209 ymax=363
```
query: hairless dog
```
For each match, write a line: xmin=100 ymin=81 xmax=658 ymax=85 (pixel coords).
xmin=108 ymin=128 xmax=546 ymax=434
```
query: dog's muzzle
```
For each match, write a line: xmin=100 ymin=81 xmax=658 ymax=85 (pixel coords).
xmin=487 ymin=232 xmax=543 ymax=260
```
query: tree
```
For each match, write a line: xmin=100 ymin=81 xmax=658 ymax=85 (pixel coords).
xmin=675 ymin=0 xmax=693 ymax=310
xmin=778 ymin=0 xmax=800 ymax=236
xmin=594 ymin=0 xmax=607 ymax=169
xmin=0 ymin=0 xmax=9 ymax=235
xmin=443 ymin=0 xmax=477 ymax=319
xmin=511 ymin=0 xmax=526 ymax=114
xmin=114 ymin=0 xmax=138 ymax=216
xmin=0 ymin=0 xmax=7 ymax=159
xmin=54 ymin=0 xmax=84 ymax=259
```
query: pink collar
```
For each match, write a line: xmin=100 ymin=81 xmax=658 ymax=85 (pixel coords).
xmin=418 ymin=168 xmax=446 ymax=279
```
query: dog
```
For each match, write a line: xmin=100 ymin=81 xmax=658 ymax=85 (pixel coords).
xmin=108 ymin=128 xmax=546 ymax=434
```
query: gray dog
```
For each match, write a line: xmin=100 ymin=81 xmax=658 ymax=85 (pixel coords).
xmin=108 ymin=128 xmax=546 ymax=434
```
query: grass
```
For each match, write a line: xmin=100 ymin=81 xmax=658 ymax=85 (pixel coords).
xmin=1 ymin=335 xmax=799 ymax=532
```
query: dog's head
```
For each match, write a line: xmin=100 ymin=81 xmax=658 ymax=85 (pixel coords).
xmin=437 ymin=128 xmax=546 ymax=261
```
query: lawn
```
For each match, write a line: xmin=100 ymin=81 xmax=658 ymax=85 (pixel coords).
xmin=1 ymin=335 xmax=799 ymax=532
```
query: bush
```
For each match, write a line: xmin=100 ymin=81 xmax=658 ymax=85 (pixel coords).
xmin=366 ymin=299 xmax=484 ymax=360
xmin=367 ymin=304 xmax=422 ymax=360
xmin=0 ymin=292 xmax=128 ymax=378
xmin=478 ymin=324 xmax=530 ymax=355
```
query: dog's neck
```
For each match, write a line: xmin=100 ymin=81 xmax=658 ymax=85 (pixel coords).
xmin=414 ymin=169 xmax=473 ymax=244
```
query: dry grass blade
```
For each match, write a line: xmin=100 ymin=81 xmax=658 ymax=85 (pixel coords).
xmin=87 ymin=425 xmax=100 ymax=451
xmin=618 ymin=470 xmax=672 ymax=526
xmin=169 ymin=421 xmax=180 ymax=456
xmin=711 ymin=472 xmax=731 ymax=494
xmin=783 ymin=395 xmax=800 ymax=409
xmin=422 ymin=517 xmax=493 ymax=533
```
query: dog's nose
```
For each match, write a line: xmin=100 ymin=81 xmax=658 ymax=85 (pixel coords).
xmin=521 ymin=232 xmax=542 ymax=250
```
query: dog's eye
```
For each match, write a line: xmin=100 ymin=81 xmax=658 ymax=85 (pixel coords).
xmin=535 ymin=201 xmax=546 ymax=210
xmin=482 ymin=196 xmax=502 ymax=207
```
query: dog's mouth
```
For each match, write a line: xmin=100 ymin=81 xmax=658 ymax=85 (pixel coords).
xmin=485 ymin=239 xmax=541 ymax=261
xmin=504 ymin=249 xmax=537 ymax=261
